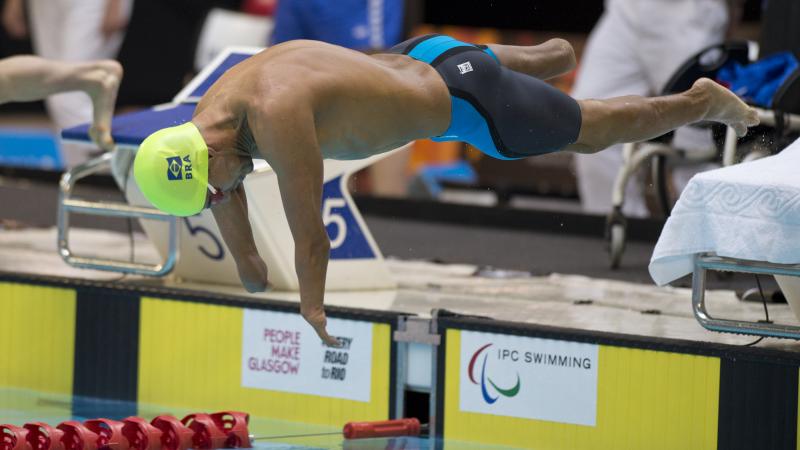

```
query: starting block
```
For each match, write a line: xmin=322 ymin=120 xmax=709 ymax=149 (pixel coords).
xmin=58 ymin=47 xmax=397 ymax=291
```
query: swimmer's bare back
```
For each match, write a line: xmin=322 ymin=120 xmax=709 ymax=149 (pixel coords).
xmin=193 ymin=40 xmax=452 ymax=162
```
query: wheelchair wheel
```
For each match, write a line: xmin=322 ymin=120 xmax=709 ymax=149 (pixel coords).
xmin=652 ymin=154 xmax=673 ymax=217
xmin=606 ymin=207 xmax=627 ymax=269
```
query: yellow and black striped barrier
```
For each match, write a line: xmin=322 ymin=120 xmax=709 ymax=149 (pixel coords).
xmin=0 ymin=274 xmax=399 ymax=426
xmin=3 ymin=273 xmax=800 ymax=449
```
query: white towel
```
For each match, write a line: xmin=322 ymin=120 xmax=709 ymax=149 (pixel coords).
xmin=649 ymin=137 xmax=800 ymax=285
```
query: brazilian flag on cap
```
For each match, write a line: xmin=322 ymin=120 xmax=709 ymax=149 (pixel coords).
xmin=133 ymin=122 xmax=209 ymax=217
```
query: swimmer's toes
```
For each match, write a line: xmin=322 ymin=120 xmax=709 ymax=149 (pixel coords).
xmin=733 ymin=122 xmax=748 ymax=138
xmin=747 ymin=108 xmax=760 ymax=127
xmin=89 ymin=126 xmax=114 ymax=151
xmin=100 ymin=60 xmax=123 ymax=82
xmin=102 ymin=134 xmax=114 ymax=150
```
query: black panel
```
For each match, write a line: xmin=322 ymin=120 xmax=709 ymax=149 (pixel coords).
xmin=72 ymin=288 xmax=140 ymax=418
xmin=403 ymin=390 xmax=430 ymax=425
xmin=423 ymin=0 xmax=604 ymax=33
xmin=422 ymin=0 xmax=760 ymax=32
xmin=433 ymin=326 xmax=447 ymax=444
xmin=718 ymin=359 xmax=798 ymax=450
xmin=759 ymin=0 xmax=800 ymax=58
xmin=389 ymin=324 xmax=398 ymax=420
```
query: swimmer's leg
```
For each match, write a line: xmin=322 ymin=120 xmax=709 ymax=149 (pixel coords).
xmin=0 ymin=55 xmax=122 ymax=149
xmin=486 ymin=39 xmax=576 ymax=80
xmin=565 ymin=78 xmax=760 ymax=154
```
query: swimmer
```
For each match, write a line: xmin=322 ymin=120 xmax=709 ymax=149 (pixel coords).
xmin=0 ymin=56 xmax=122 ymax=150
xmin=133 ymin=35 xmax=759 ymax=345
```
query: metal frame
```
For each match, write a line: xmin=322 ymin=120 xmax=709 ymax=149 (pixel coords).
xmin=692 ymin=254 xmax=800 ymax=339
xmin=393 ymin=315 xmax=441 ymax=439
xmin=57 ymin=152 xmax=178 ymax=276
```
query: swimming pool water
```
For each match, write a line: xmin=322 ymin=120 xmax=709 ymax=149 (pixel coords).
xmin=0 ymin=388 xmax=523 ymax=450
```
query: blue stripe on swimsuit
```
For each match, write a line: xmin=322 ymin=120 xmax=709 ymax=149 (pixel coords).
xmin=389 ymin=34 xmax=582 ymax=160
xmin=404 ymin=36 xmax=510 ymax=159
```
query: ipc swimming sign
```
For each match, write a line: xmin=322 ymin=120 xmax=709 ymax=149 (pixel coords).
xmin=459 ymin=330 xmax=599 ymax=426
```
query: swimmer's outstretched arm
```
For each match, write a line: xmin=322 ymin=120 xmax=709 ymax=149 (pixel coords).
xmin=211 ymin=184 xmax=269 ymax=293
xmin=249 ymin=104 xmax=340 ymax=347
xmin=0 ymin=55 xmax=122 ymax=150
xmin=487 ymin=38 xmax=576 ymax=80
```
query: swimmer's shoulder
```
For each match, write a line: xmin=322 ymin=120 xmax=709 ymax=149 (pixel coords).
xmin=256 ymin=39 xmax=343 ymax=60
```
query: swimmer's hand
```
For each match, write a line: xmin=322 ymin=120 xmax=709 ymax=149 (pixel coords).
xmin=302 ymin=304 xmax=341 ymax=347
xmin=89 ymin=125 xmax=115 ymax=152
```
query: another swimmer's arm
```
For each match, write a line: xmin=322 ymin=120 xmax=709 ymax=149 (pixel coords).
xmin=249 ymin=104 xmax=340 ymax=347
xmin=211 ymin=184 xmax=269 ymax=292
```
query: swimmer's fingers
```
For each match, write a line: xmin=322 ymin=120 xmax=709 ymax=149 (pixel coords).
xmin=733 ymin=108 xmax=760 ymax=138
xmin=317 ymin=327 xmax=341 ymax=348
xmin=732 ymin=123 xmax=748 ymax=138
xmin=746 ymin=108 xmax=760 ymax=128
xmin=302 ymin=306 xmax=341 ymax=347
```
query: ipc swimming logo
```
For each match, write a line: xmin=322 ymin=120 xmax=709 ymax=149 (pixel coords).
xmin=166 ymin=155 xmax=193 ymax=181
xmin=468 ymin=343 xmax=521 ymax=404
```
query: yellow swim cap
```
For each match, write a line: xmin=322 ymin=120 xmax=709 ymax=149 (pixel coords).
xmin=133 ymin=122 xmax=209 ymax=217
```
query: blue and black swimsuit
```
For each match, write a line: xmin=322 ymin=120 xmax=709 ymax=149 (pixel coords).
xmin=388 ymin=34 xmax=583 ymax=160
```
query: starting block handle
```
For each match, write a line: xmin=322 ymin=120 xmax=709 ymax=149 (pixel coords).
xmin=57 ymin=152 xmax=179 ymax=276
xmin=692 ymin=254 xmax=800 ymax=339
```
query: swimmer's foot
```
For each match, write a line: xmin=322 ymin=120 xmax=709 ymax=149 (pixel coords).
xmin=693 ymin=77 xmax=759 ymax=137
xmin=80 ymin=60 xmax=123 ymax=151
